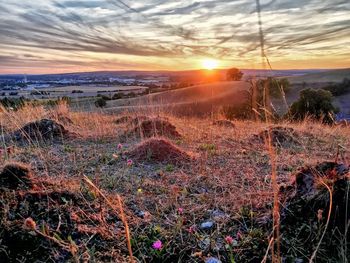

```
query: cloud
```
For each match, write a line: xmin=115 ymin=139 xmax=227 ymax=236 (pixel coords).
xmin=0 ymin=0 xmax=349 ymax=72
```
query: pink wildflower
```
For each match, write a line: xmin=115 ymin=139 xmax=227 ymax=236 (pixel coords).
xmin=117 ymin=143 xmax=123 ymax=150
xmin=188 ymin=225 xmax=196 ymax=234
xmin=127 ymin=159 xmax=133 ymax=166
xmin=178 ymin=207 xmax=184 ymax=214
xmin=152 ymin=240 xmax=162 ymax=250
xmin=225 ymin=235 xmax=234 ymax=244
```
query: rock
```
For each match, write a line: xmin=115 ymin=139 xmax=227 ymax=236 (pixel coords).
xmin=210 ymin=209 xmax=229 ymax=220
xmin=200 ymin=220 xmax=215 ymax=230
xmin=205 ymin=257 xmax=222 ymax=263
xmin=199 ymin=237 xmax=211 ymax=250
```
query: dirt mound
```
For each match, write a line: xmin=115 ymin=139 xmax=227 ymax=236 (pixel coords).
xmin=0 ymin=167 xmax=128 ymax=262
xmin=213 ymin=120 xmax=235 ymax=128
xmin=127 ymin=138 xmax=191 ymax=164
xmin=256 ymin=126 xmax=299 ymax=146
xmin=0 ymin=162 xmax=33 ymax=190
xmin=10 ymin=119 xmax=69 ymax=143
xmin=122 ymin=118 xmax=181 ymax=141
xmin=279 ymin=162 xmax=349 ymax=261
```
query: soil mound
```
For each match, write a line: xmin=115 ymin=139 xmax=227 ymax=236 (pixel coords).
xmin=127 ymin=138 xmax=191 ymax=164
xmin=213 ymin=120 xmax=235 ymax=128
xmin=256 ymin=126 xmax=299 ymax=146
xmin=122 ymin=118 xmax=181 ymax=141
xmin=10 ymin=119 xmax=69 ymax=143
xmin=0 ymin=167 xmax=127 ymax=262
xmin=279 ymin=161 xmax=349 ymax=261
xmin=0 ymin=162 xmax=33 ymax=190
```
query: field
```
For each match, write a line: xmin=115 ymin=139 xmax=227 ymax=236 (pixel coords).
xmin=288 ymin=68 xmax=350 ymax=84
xmin=0 ymin=85 xmax=147 ymax=100
xmin=106 ymin=81 xmax=250 ymax=115
xmin=0 ymin=102 xmax=349 ymax=262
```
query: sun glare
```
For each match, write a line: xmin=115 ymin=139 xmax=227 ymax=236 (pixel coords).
xmin=202 ymin=59 xmax=218 ymax=70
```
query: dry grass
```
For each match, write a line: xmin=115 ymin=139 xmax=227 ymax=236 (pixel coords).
xmin=0 ymin=103 xmax=349 ymax=262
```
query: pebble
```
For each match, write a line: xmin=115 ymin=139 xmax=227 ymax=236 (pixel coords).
xmin=200 ymin=220 xmax=214 ymax=230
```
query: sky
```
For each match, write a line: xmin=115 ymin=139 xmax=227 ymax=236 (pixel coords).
xmin=0 ymin=0 xmax=349 ymax=74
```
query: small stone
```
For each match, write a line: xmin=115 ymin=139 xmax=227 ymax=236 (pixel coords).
xmin=211 ymin=209 xmax=228 ymax=220
xmin=205 ymin=257 xmax=222 ymax=263
xmin=136 ymin=210 xmax=146 ymax=218
xmin=200 ymin=220 xmax=214 ymax=230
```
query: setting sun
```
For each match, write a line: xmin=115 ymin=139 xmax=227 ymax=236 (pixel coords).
xmin=202 ymin=59 xmax=219 ymax=70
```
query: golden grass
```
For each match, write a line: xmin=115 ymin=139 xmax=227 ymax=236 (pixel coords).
xmin=0 ymin=103 xmax=349 ymax=262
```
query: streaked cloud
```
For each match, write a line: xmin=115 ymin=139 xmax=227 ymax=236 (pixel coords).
xmin=0 ymin=0 xmax=349 ymax=73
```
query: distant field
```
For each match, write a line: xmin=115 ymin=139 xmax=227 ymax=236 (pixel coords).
xmin=288 ymin=68 xmax=350 ymax=84
xmin=0 ymin=85 xmax=147 ymax=100
xmin=105 ymin=81 xmax=250 ymax=115
xmin=40 ymin=85 xmax=146 ymax=93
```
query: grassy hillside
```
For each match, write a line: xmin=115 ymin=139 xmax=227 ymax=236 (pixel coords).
xmin=288 ymin=68 xmax=350 ymax=84
xmin=106 ymin=81 xmax=250 ymax=115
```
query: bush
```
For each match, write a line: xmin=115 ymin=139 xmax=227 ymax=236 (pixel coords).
xmin=95 ymin=97 xmax=107 ymax=108
xmin=0 ymin=96 xmax=27 ymax=110
xmin=112 ymin=93 xmax=123 ymax=100
xmin=97 ymin=94 xmax=111 ymax=100
xmin=71 ymin=90 xmax=84 ymax=94
xmin=288 ymin=88 xmax=338 ymax=124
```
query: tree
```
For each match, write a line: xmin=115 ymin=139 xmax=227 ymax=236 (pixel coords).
xmin=288 ymin=88 xmax=338 ymax=124
xmin=226 ymin=68 xmax=243 ymax=81
xmin=95 ymin=97 xmax=107 ymax=108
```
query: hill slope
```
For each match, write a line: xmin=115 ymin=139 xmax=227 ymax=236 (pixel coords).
xmin=288 ymin=68 xmax=350 ymax=84
xmin=106 ymin=81 xmax=250 ymax=115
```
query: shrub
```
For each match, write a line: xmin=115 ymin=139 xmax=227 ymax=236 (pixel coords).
xmin=95 ymin=97 xmax=107 ymax=108
xmin=0 ymin=96 xmax=27 ymax=110
xmin=112 ymin=93 xmax=123 ymax=100
xmin=97 ymin=94 xmax=111 ymax=100
xmin=71 ymin=90 xmax=84 ymax=94
xmin=288 ymin=88 xmax=338 ymax=124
